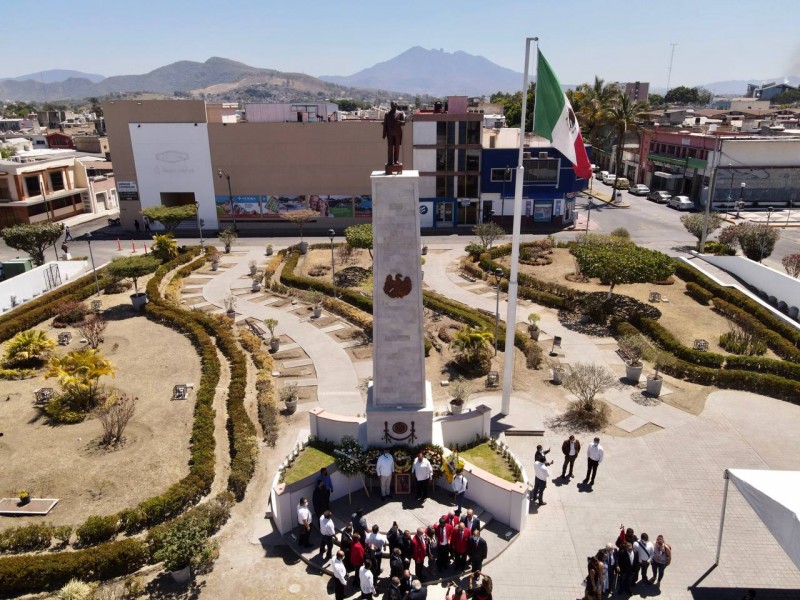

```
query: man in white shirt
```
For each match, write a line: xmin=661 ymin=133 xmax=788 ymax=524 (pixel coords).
xmin=633 ymin=532 xmax=654 ymax=584
xmin=366 ymin=524 xmax=387 ymax=574
xmin=331 ymin=550 xmax=348 ymax=600
xmin=582 ymin=437 xmax=604 ymax=487
xmin=532 ymin=459 xmax=550 ymax=506
xmin=451 ymin=468 xmax=468 ymax=515
xmin=319 ymin=510 xmax=337 ymax=559
xmin=359 ymin=559 xmax=376 ymax=598
xmin=376 ymin=448 xmax=395 ymax=501
xmin=296 ymin=497 xmax=312 ymax=548
xmin=412 ymin=451 xmax=433 ymax=502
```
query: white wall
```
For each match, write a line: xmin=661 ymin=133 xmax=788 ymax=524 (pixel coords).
xmin=714 ymin=138 xmax=800 ymax=168
xmin=129 ymin=123 xmax=218 ymax=230
xmin=309 ymin=408 xmax=363 ymax=444
xmin=437 ymin=405 xmax=492 ymax=447
xmin=1 ymin=260 xmax=88 ymax=312
xmin=413 ymin=121 xmax=436 ymax=145
xmin=414 ymin=148 xmax=436 ymax=172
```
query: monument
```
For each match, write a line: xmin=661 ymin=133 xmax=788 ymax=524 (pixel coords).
xmin=365 ymin=167 xmax=434 ymax=446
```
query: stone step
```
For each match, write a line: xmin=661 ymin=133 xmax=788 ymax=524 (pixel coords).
xmin=321 ymin=323 xmax=347 ymax=333
xmin=282 ymin=357 xmax=314 ymax=369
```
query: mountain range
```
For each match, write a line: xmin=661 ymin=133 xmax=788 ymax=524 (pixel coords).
xmin=1 ymin=69 xmax=106 ymax=84
xmin=701 ymin=76 xmax=800 ymax=96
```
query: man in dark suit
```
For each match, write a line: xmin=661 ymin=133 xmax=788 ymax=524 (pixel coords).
xmin=389 ymin=548 xmax=404 ymax=579
xmin=399 ymin=569 xmax=415 ymax=595
xmin=460 ymin=508 xmax=481 ymax=533
xmin=561 ymin=434 xmax=581 ymax=479
xmin=617 ymin=541 xmax=639 ymax=596
xmin=468 ymin=529 xmax=488 ymax=574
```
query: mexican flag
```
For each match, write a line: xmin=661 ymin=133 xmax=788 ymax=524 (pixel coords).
xmin=533 ymin=50 xmax=592 ymax=180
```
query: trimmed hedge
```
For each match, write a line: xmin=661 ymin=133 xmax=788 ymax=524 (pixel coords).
xmin=0 ymin=538 xmax=148 ymax=596
xmin=75 ymin=515 xmax=118 ymax=546
xmin=712 ymin=298 xmax=800 ymax=363
xmin=685 ymin=282 xmax=714 ymax=306
xmin=724 ymin=354 xmax=800 ymax=380
xmin=634 ymin=317 xmax=726 ymax=368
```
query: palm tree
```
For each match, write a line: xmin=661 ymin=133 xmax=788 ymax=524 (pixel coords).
xmin=451 ymin=326 xmax=494 ymax=375
xmin=46 ymin=349 xmax=115 ymax=412
xmin=570 ymin=77 xmax=620 ymax=149
xmin=602 ymin=91 xmax=644 ymax=200
xmin=3 ymin=329 xmax=55 ymax=367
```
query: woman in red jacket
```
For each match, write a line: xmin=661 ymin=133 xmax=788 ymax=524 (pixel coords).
xmin=350 ymin=533 xmax=365 ymax=575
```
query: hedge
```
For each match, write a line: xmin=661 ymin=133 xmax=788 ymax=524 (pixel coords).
xmin=685 ymin=282 xmax=714 ymax=306
xmin=712 ymin=298 xmax=800 ymax=363
xmin=634 ymin=317 xmax=726 ymax=368
xmin=239 ymin=330 xmax=279 ymax=447
xmin=0 ymin=538 xmax=148 ymax=596
xmin=724 ymin=354 xmax=800 ymax=381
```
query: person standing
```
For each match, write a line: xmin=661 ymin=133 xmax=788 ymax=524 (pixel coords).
xmin=413 ymin=451 xmax=433 ymax=502
xmin=376 ymin=448 xmax=395 ymax=501
xmin=461 ymin=508 xmax=481 ymax=533
xmin=634 ymin=532 xmax=654 ymax=584
xmin=407 ymin=579 xmax=428 ymax=600
xmin=341 ymin=523 xmax=354 ymax=572
xmin=583 ymin=437 xmax=604 ymax=487
xmin=385 ymin=576 xmax=403 ymax=600
xmin=617 ymin=541 xmax=639 ymax=596
xmin=400 ymin=569 xmax=415 ymax=595
xmin=451 ymin=469 xmax=468 ymax=515
xmin=332 ymin=550 xmax=348 ymax=600
xmin=143 ymin=215 xmax=151 ymax=232
xmin=451 ymin=522 xmax=471 ymax=571
xmin=435 ymin=517 xmax=453 ymax=572
xmin=468 ymin=529 xmax=488 ymax=573
xmin=389 ymin=547 xmax=405 ymax=579
xmin=64 ymin=225 xmax=73 ymax=241
xmin=650 ymin=534 xmax=671 ymax=586
xmin=133 ymin=219 xmax=140 ymax=233
xmin=534 ymin=444 xmax=551 ymax=463
xmin=296 ymin=497 xmax=312 ymax=548
xmin=319 ymin=510 xmax=336 ymax=559
xmin=358 ymin=559 xmax=376 ymax=599
xmin=532 ymin=459 xmax=551 ymax=506
xmin=411 ymin=527 xmax=429 ymax=580
xmin=561 ymin=434 xmax=581 ymax=479
xmin=312 ymin=480 xmax=330 ymax=519
xmin=387 ymin=521 xmax=402 ymax=554
xmin=316 ymin=467 xmax=334 ymax=494
xmin=604 ymin=542 xmax=619 ymax=596
xmin=366 ymin=524 xmax=387 ymax=574
xmin=350 ymin=534 xmax=366 ymax=578
xmin=401 ymin=529 xmax=413 ymax=567
xmin=352 ymin=508 xmax=368 ymax=540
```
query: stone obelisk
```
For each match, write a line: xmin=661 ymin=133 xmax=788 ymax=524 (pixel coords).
xmin=366 ymin=170 xmax=433 ymax=446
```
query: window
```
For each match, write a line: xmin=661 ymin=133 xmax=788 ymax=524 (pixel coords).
xmin=50 ymin=171 xmax=65 ymax=191
xmin=436 ymin=122 xmax=447 ymax=145
xmin=0 ymin=179 xmax=11 ymax=200
xmin=523 ymin=158 xmax=559 ymax=183
xmin=436 ymin=202 xmax=453 ymax=222
xmin=491 ymin=168 xmax=513 ymax=182
xmin=465 ymin=122 xmax=480 ymax=144
xmin=24 ymin=175 xmax=41 ymax=197
xmin=436 ymin=149 xmax=454 ymax=172
xmin=436 ymin=176 xmax=454 ymax=197
xmin=458 ymin=175 xmax=479 ymax=197
xmin=465 ymin=149 xmax=480 ymax=172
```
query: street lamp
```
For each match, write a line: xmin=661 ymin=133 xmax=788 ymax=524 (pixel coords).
xmin=736 ymin=183 xmax=746 ymax=219
xmin=328 ymin=229 xmax=336 ymax=298
xmin=500 ymin=166 xmax=510 ymax=225
xmin=786 ymin=191 xmax=794 ymax=229
xmin=217 ymin=169 xmax=237 ymax=232
xmin=84 ymin=231 xmax=100 ymax=296
xmin=726 ymin=164 xmax=734 ymax=219
xmin=493 ymin=267 xmax=504 ymax=356
xmin=759 ymin=207 xmax=774 ymax=263
xmin=194 ymin=200 xmax=204 ymax=249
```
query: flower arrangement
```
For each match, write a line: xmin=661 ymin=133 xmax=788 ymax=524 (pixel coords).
xmin=416 ymin=443 xmax=445 ymax=475
xmin=335 ymin=435 xmax=365 ymax=477
xmin=364 ymin=448 xmax=383 ymax=476
xmin=393 ymin=449 xmax=412 ymax=473
xmin=441 ymin=449 xmax=465 ymax=483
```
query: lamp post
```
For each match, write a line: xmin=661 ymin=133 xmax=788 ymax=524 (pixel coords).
xmin=84 ymin=231 xmax=100 ymax=296
xmin=725 ymin=164 xmax=734 ymax=220
xmin=217 ymin=169 xmax=236 ymax=232
xmin=500 ymin=166 xmax=510 ymax=226
xmin=493 ymin=267 xmax=504 ymax=356
xmin=759 ymin=207 xmax=774 ymax=263
xmin=328 ymin=228 xmax=336 ymax=298
xmin=736 ymin=183 xmax=746 ymax=219
xmin=194 ymin=200 xmax=204 ymax=248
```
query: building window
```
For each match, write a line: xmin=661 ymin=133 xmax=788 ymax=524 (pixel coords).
xmin=50 ymin=171 xmax=65 ymax=191
xmin=465 ymin=122 xmax=480 ymax=145
xmin=436 ymin=149 xmax=455 ymax=172
xmin=0 ymin=179 xmax=11 ymax=200
xmin=491 ymin=168 xmax=512 ymax=182
xmin=436 ymin=202 xmax=453 ymax=222
xmin=459 ymin=175 xmax=479 ymax=197
xmin=25 ymin=175 xmax=41 ymax=197
xmin=465 ymin=149 xmax=480 ymax=172
xmin=436 ymin=176 xmax=454 ymax=197
xmin=523 ymin=158 xmax=559 ymax=183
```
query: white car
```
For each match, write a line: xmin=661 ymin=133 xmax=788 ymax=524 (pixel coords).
xmin=630 ymin=184 xmax=650 ymax=196
xmin=668 ymin=195 xmax=694 ymax=211
xmin=603 ymin=174 xmax=617 ymax=185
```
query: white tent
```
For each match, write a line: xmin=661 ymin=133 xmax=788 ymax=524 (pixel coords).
xmin=716 ymin=469 xmax=800 ymax=569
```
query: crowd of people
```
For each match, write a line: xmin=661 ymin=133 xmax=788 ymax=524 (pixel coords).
xmin=295 ymin=466 xmax=493 ymax=599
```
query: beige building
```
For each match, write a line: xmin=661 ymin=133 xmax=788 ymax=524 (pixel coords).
xmin=103 ymin=100 xmax=411 ymax=233
xmin=72 ymin=134 xmax=111 ymax=156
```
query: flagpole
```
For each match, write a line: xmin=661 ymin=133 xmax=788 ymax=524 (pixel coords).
xmin=500 ymin=36 xmax=538 ymax=416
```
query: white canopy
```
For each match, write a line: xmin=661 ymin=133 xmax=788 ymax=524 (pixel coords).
xmin=719 ymin=469 xmax=800 ymax=570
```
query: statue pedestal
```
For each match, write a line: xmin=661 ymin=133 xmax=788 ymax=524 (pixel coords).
xmin=366 ymin=381 xmax=433 ymax=446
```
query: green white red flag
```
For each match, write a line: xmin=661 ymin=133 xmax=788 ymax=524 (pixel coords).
xmin=533 ymin=49 xmax=592 ymax=179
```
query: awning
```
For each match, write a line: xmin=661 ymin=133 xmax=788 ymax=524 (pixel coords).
xmin=647 ymin=152 xmax=707 ymax=170
xmin=716 ymin=469 xmax=800 ymax=569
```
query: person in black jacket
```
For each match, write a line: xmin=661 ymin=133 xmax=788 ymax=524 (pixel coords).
xmin=617 ymin=541 xmax=639 ymax=596
xmin=312 ymin=480 xmax=330 ymax=518
xmin=468 ymin=529 xmax=488 ymax=574
xmin=389 ymin=547 xmax=405 ymax=579
xmin=340 ymin=523 xmax=354 ymax=572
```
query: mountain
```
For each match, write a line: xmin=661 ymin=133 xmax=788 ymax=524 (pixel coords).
xmin=320 ymin=46 xmax=524 ymax=96
xmin=700 ymin=76 xmax=800 ymax=96
xmin=2 ymin=69 xmax=105 ymax=84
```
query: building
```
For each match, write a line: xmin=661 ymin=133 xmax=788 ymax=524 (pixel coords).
xmin=72 ymin=134 xmax=110 ymax=157
xmin=746 ymin=82 xmax=798 ymax=101
xmin=623 ymin=81 xmax=650 ymax=103
xmin=46 ymin=132 xmax=74 ymax=150
xmin=244 ymin=102 xmax=339 ymax=123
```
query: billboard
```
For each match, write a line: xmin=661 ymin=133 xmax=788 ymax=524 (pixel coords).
xmin=214 ymin=194 xmax=372 ymax=220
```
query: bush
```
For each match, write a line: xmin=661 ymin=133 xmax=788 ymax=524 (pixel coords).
xmin=724 ymin=355 xmax=800 ymax=380
xmin=719 ymin=324 xmax=767 ymax=356
xmin=698 ymin=241 xmax=736 ymax=256
xmin=685 ymin=281 xmax=714 ymax=305
xmin=52 ymin=300 xmax=89 ymax=327
xmin=712 ymin=298 xmax=800 ymax=363
xmin=610 ymin=227 xmax=631 ymax=239
xmin=636 ymin=317 xmax=725 ymax=367
xmin=57 ymin=579 xmax=96 ymax=600
xmin=0 ymin=523 xmax=54 ymax=553
xmin=75 ymin=515 xmax=118 ymax=546
xmin=465 ymin=243 xmax=486 ymax=259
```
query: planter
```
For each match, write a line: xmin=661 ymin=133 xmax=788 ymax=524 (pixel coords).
xmin=298 ymin=241 xmax=308 ymax=255
xmin=421 ymin=246 xmax=428 ymax=255
xmin=552 ymin=368 xmax=564 ymax=385
xmin=252 ymin=282 xmax=262 ymax=292
xmin=170 ymin=566 xmax=191 ymax=584
xmin=211 ymin=260 xmax=219 ymax=272
xmin=224 ymin=243 xmax=231 ymax=254
xmin=312 ymin=306 xmax=322 ymax=318
xmin=625 ymin=363 xmax=643 ymax=384
xmin=529 ymin=327 xmax=541 ymax=341
xmin=226 ymin=310 xmax=236 ymax=319
xmin=449 ymin=400 xmax=464 ymax=415
xmin=270 ymin=339 xmax=280 ymax=353
xmin=249 ymin=266 xmax=257 ymax=276
xmin=285 ymin=399 xmax=298 ymax=415
xmin=18 ymin=496 xmax=30 ymax=507
xmin=130 ymin=292 xmax=148 ymax=310
xmin=646 ymin=376 xmax=663 ymax=397
xmin=266 ymin=247 xmax=273 ymax=256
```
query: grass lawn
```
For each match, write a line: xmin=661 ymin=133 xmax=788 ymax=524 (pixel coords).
xmin=283 ymin=446 xmax=336 ymax=486
xmin=460 ymin=443 xmax=517 ymax=483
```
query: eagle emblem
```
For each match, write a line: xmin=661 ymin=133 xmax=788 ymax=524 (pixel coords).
xmin=383 ymin=273 xmax=412 ymax=299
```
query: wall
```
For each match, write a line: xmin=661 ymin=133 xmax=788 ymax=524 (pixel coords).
xmin=691 ymin=253 xmax=800 ymax=321
xmin=437 ymin=405 xmax=491 ymax=447
xmin=0 ymin=260 xmax=88 ymax=312
xmin=308 ymin=408 xmax=363 ymax=444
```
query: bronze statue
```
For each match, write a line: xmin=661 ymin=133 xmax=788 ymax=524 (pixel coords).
xmin=383 ymin=101 xmax=406 ymax=172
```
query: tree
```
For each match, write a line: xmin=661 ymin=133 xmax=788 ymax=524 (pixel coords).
xmin=472 ymin=222 xmax=505 ymax=250
xmin=718 ymin=222 xmax=781 ymax=262
xmin=572 ymin=238 xmax=675 ymax=298
xmin=680 ymin=212 xmax=724 ymax=242
xmin=88 ymin=97 xmax=103 ymax=117
xmin=772 ymin=89 xmax=800 ymax=105
xmin=97 ymin=393 xmax=136 ymax=446
xmin=602 ymin=91 xmax=643 ymax=203
xmin=344 ymin=223 xmax=373 ymax=259
xmin=45 ymin=348 xmax=115 ymax=413
xmin=695 ymin=87 xmax=713 ymax=106
xmin=561 ymin=362 xmax=616 ymax=413
xmin=648 ymin=93 xmax=665 ymax=107
xmin=782 ymin=253 xmax=800 ymax=278
xmin=2 ymin=329 xmax=55 ymax=368
xmin=451 ymin=326 xmax=493 ymax=376
xmin=140 ymin=204 xmax=197 ymax=233
xmin=0 ymin=144 xmax=17 ymax=159
xmin=283 ymin=209 xmax=320 ymax=245
xmin=77 ymin=314 xmax=107 ymax=350
xmin=664 ymin=86 xmax=697 ymax=104
xmin=106 ymin=255 xmax=161 ymax=295
xmin=568 ymin=77 xmax=620 ymax=149
xmin=1 ymin=222 xmax=63 ymax=266
xmin=493 ymin=83 xmax=535 ymax=130
xmin=150 ymin=234 xmax=178 ymax=261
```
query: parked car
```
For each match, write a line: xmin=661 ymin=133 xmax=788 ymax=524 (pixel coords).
xmin=598 ymin=170 xmax=609 ymax=182
xmin=667 ymin=195 xmax=694 ymax=211
xmin=591 ymin=163 xmax=599 ymax=173
xmin=603 ymin=174 xmax=617 ymax=185
xmin=648 ymin=190 xmax=671 ymax=203
xmin=630 ymin=184 xmax=650 ymax=196
xmin=615 ymin=177 xmax=630 ymax=190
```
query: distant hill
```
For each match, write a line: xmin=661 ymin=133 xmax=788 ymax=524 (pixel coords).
xmin=1 ymin=69 xmax=105 ymax=84
xmin=701 ymin=76 xmax=800 ymax=96
xmin=320 ymin=46 xmax=526 ymax=96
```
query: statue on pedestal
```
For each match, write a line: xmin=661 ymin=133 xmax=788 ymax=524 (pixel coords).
xmin=383 ymin=101 xmax=406 ymax=174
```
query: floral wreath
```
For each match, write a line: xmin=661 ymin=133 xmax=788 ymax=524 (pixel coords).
xmin=393 ymin=449 xmax=412 ymax=473
xmin=441 ymin=449 xmax=465 ymax=483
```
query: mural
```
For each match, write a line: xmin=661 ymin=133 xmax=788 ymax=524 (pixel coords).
xmin=215 ymin=194 xmax=372 ymax=219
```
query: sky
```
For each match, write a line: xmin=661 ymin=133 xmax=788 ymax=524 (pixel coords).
xmin=1 ymin=0 xmax=799 ymax=88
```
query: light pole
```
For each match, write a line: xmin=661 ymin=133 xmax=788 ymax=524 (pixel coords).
xmin=500 ymin=166 xmax=510 ymax=226
xmin=736 ymin=183 xmax=746 ymax=219
xmin=493 ymin=267 xmax=504 ymax=356
xmin=217 ymin=169 xmax=237 ymax=232
xmin=725 ymin=164 xmax=733 ymax=220
xmin=194 ymin=200 xmax=204 ymax=248
xmin=328 ymin=228 xmax=336 ymax=298
xmin=84 ymin=231 xmax=100 ymax=296
xmin=759 ymin=207 xmax=774 ymax=263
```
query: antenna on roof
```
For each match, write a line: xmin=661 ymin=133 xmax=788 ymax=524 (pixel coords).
xmin=666 ymin=43 xmax=678 ymax=92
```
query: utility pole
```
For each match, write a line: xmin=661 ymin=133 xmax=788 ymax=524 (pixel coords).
xmin=666 ymin=43 xmax=678 ymax=95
